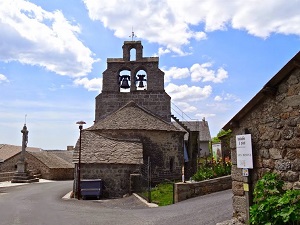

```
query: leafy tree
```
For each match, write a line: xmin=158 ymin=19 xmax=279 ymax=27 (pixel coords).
xmin=211 ymin=129 xmax=231 ymax=144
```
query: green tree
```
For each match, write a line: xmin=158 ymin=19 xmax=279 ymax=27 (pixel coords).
xmin=211 ymin=129 xmax=231 ymax=144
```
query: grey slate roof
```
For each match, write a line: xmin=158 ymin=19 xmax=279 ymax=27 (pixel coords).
xmin=88 ymin=101 xmax=183 ymax=132
xmin=30 ymin=151 xmax=74 ymax=169
xmin=74 ymin=131 xmax=143 ymax=165
xmin=0 ymin=144 xmax=41 ymax=161
xmin=173 ymin=119 xmax=211 ymax=141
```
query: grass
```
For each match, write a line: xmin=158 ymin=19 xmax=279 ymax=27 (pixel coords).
xmin=150 ymin=183 xmax=174 ymax=206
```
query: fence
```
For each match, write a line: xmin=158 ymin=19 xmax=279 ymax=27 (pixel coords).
xmin=131 ymin=157 xmax=152 ymax=202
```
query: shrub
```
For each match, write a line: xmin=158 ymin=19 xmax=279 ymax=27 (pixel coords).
xmin=192 ymin=157 xmax=231 ymax=181
xmin=250 ymin=172 xmax=300 ymax=225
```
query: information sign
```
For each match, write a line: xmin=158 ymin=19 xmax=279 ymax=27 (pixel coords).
xmin=236 ymin=134 xmax=253 ymax=168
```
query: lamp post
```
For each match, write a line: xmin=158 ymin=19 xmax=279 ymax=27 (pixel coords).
xmin=76 ymin=120 xmax=86 ymax=200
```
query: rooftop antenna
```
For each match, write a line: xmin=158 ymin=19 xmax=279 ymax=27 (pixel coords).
xmin=129 ymin=27 xmax=137 ymax=41
xmin=24 ymin=114 xmax=27 ymax=125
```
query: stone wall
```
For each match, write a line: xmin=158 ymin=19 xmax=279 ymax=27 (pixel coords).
xmin=81 ymin=163 xmax=140 ymax=198
xmin=100 ymin=130 xmax=184 ymax=183
xmin=229 ymin=69 xmax=300 ymax=223
xmin=0 ymin=153 xmax=20 ymax=172
xmin=174 ymin=175 xmax=232 ymax=203
xmin=95 ymin=91 xmax=171 ymax=123
xmin=0 ymin=172 xmax=15 ymax=182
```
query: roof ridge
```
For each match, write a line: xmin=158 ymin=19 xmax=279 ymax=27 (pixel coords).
xmin=88 ymin=100 xmax=182 ymax=132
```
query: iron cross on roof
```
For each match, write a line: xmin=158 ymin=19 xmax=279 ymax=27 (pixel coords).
xmin=129 ymin=28 xmax=137 ymax=41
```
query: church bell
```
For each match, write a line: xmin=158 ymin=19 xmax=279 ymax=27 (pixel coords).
xmin=136 ymin=74 xmax=146 ymax=88
xmin=138 ymin=80 xmax=145 ymax=88
xmin=119 ymin=75 xmax=130 ymax=89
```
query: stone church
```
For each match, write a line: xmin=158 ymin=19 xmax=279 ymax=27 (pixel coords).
xmin=74 ymin=41 xmax=188 ymax=198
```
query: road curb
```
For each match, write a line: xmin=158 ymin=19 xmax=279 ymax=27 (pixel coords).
xmin=133 ymin=193 xmax=158 ymax=208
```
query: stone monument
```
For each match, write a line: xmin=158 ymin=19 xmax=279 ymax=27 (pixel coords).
xmin=11 ymin=123 xmax=39 ymax=183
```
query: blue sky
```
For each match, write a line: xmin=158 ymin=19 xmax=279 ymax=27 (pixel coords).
xmin=0 ymin=0 xmax=299 ymax=150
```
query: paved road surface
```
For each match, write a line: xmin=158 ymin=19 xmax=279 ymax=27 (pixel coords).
xmin=0 ymin=181 xmax=233 ymax=225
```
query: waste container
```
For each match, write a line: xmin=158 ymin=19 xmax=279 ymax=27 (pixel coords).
xmin=80 ymin=179 xmax=103 ymax=199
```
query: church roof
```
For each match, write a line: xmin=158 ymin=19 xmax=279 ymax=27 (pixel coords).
xmin=73 ymin=131 xmax=143 ymax=165
xmin=88 ymin=101 xmax=183 ymax=132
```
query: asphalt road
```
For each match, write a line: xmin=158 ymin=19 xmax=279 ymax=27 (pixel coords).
xmin=0 ymin=181 xmax=233 ymax=225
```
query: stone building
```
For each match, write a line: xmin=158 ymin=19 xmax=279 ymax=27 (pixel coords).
xmin=173 ymin=118 xmax=211 ymax=178
xmin=0 ymin=144 xmax=40 ymax=172
xmin=222 ymin=51 xmax=300 ymax=224
xmin=74 ymin=41 xmax=186 ymax=198
xmin=179 ymin=118 xmax=211 ymax=157
xmin=0 ymin=144 xmax=74 ymax=181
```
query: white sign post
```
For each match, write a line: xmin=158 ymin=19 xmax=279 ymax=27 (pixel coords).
xmin=236 ymin=134 xmax=253 ymax=224
xmin=236 ymin=134 xmax=253 ymax=169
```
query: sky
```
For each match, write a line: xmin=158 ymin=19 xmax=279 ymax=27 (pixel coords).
xmin=0 ymin=0 xmax=299 ymax=150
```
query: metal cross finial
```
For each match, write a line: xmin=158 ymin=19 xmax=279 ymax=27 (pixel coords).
xmin=129 ymin=27 xmax=137 ymax=41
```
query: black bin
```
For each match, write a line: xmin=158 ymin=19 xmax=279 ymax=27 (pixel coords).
xmin=80 ymin=179 xmax=103 ymax=199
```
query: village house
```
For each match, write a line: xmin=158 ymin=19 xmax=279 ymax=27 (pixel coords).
xmin=73 ymin=41 xmax=209 ymax=198
xmin=221 ymin=51 xmax=300 ymax=224
xmin=0 ymin=144 xmax=74 ymax=181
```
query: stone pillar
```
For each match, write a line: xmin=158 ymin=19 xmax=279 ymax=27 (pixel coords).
xmin=11 ymin=124 xmax=38 ymax=183
xmin=17 ymin=124 xmax=28 ymax=173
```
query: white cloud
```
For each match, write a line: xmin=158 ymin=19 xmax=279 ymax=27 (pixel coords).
xmin=83 ymin=0 xmax=300 ymax=54
xmin=190 ymin=63 xmax=228 ymax=83
xmin=213 ymin=93 xmax=241 ymax=103
xmin=163 ymin=63 xmax=228 ymax=83
xmin=83 ymin=0 xmax=207 ymax=55
xmin=157 ymin=47 xmax=171 ymax=57
xmin=214 ymin=95 xmax=223 ymax=101
xmin=74 ymin=77 xmax=102 ymax=92
xmin=165 ymin=83 xmax=212 ymax=102
xmin=195 ymin=113 xmax=216 ymax=119
xmin=163 ymin=67 xmax=190 ymax=83
xmin=223 ymin=93 xmax=241 ymax=102
xmin=0 ymin=0 xmax=97 ymax=77
xmin=175 ymin=102 xmax=197 ymax=113
xmin=0 ymin=74 xmax=9 ymax=83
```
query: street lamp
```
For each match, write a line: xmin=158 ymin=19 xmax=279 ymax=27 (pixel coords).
xmin=76 ymin=120 xmax=86 ymax=200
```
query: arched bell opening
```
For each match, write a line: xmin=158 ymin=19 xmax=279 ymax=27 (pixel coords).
xmin=130 ymin=48 xmax=136 ymax=61
xmin=119 ymin=70 xmax=131 ymax=92
xmin=135 ymin=69 xmax=147 ymax=91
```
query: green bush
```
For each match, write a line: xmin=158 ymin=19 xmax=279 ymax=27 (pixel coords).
xmin=192 ymin=159 xmax=231 ymax=181
xmin=250 ymin=173 xmax=300 ymax=225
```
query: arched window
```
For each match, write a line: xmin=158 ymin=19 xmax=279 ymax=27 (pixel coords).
xmin=119 ymin=70 xmax=131 ymax=92
xmin=135 ymin=69 xmax=147 ymax=90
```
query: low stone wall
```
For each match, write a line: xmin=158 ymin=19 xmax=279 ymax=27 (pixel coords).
xmin=174 ymin=175 xmax=232 ymax=203
xmin=0 ymin=172 xmax=15 ymax=182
